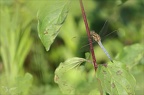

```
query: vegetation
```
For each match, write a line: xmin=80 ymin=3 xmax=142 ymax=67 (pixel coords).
xmin=0 ymin=0 xmax=143 ymax=95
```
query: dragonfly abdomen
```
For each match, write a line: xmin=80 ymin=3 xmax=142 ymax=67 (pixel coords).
xmin=98 ymin=41 xmax=113 ymax=62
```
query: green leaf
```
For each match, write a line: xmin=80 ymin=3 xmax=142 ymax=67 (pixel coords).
xmin=116 ymin=44 xmax=144 ymax=69
xmin=0 ymin=73 xmax=33 ymax=95
xmin=37 ymin=0 xmax=70 ymax=51
xmin=54 ymin=57 xmax=87 ymax=94
xmin=97 ymin=60 xmax=136 ymax=95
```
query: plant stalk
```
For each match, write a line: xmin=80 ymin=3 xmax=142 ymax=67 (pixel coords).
xmin=79 ymin=0 xmax=98 ymax=71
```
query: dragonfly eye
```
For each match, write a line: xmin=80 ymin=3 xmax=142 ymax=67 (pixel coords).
xmin=90 ymin=31 xmax=95 ymax=35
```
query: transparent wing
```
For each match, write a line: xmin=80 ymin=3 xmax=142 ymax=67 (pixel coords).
xmin=99 ymin=20 xmax=109 ymax=36
xmin=99 ymin=20 xmax=119 ymax=42
xmin=71 ymin=35 xmax=96 ymax=48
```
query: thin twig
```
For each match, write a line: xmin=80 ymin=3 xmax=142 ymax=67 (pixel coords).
xmin=79 ymin=0 xmax=98 ymax=71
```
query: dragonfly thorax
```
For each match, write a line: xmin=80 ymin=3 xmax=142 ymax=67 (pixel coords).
xmin=90 ymin=31 xmax=101 ymax=42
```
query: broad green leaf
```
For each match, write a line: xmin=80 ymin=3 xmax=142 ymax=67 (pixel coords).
xmin=54 ymin=57 xmax=87 ymax=94
xmin=97 ymin=60 xmax=136 ymax=95
xmin=116 ymin=44 xmax=144 ymax=69
xmin=88 ymin=89 xmax=101 ymax=95
xmin=15 ymin=73 xmax=33 ymax=95
xmin=0 ymin=73 xmax=33 ymax=95
xmin=37 ymin=0 xmax=70 ymax=51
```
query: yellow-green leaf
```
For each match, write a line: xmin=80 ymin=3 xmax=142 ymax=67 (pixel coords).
xmin=54 ymin=57 xmax=87 ymax=94
xmin=37 ymin=0 xmax=70 ymax=51
xmin=97 ymin=60 xmax=136 ymax=95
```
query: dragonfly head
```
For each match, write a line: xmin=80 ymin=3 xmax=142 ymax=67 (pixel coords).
xmin=90 ymin=31 xmax=101 ymax=42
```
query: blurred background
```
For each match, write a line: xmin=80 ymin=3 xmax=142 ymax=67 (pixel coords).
xmin=0 ymin=0 xmax=143 ymax=95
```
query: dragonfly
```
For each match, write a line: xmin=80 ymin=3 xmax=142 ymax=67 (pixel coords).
xmin=82 ymin=20 xmax=116 ymax=62
xmin=73 ymin=20 xmax=116 ymax=62
xmin=90 ymin=31 xmax=113 ymax=63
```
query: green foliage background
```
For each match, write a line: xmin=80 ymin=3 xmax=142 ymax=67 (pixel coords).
xmin=0 ymin=0 xmax=143 ymax=95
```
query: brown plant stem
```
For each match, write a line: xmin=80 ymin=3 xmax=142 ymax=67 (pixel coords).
xmin=79 ymin=0 xmax=98 ymax=71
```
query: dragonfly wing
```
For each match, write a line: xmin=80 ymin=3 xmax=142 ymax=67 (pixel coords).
xmin=99 ymin=20 xmax=109 ymax=36
xmin=72 ymin=36 xmax=97 ymax=50
xmin=99 ymin=20 xmax=119 ymax=42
